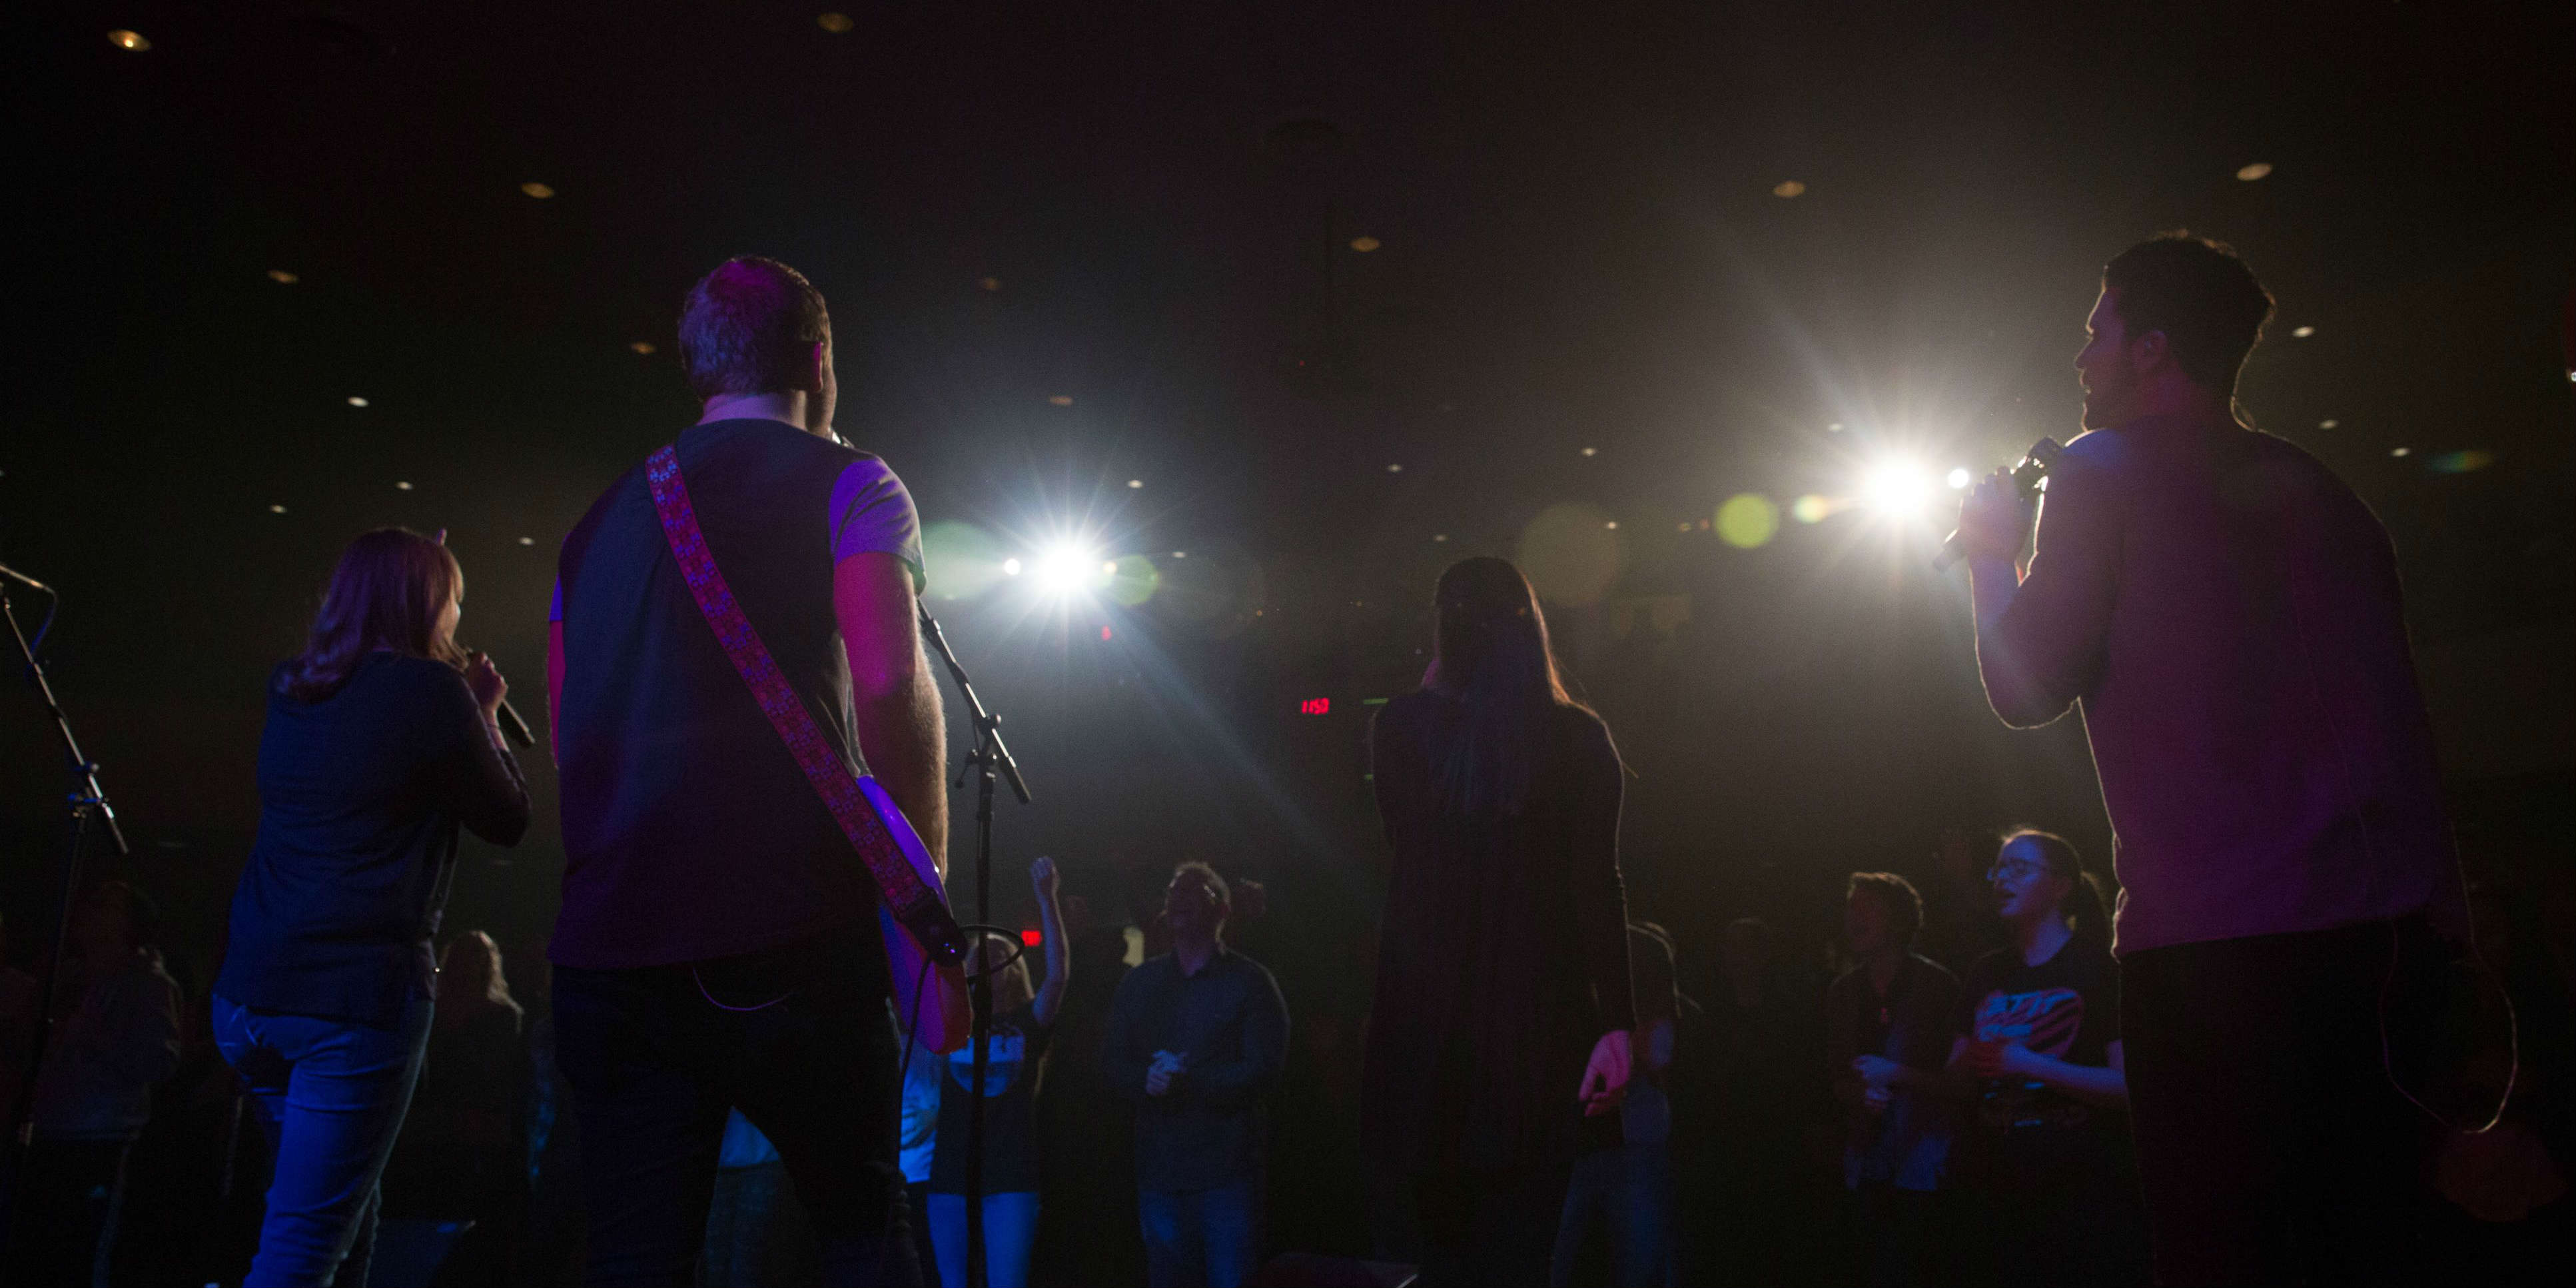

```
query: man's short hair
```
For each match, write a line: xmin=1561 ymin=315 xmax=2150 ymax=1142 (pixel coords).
xmin=1845 ymin=871 xmax=1924 ymax=944
xmin=2101 ymin=232 xmax=2276 ymax=397
xmin=676 ymin=256 xmax=831 ymax=400
xmin=1170 ymin=861 xmax=1231 ymax=907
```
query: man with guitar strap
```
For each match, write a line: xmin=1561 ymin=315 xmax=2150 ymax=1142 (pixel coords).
xmin=548 ymin=256 xmax=967 ymax=1287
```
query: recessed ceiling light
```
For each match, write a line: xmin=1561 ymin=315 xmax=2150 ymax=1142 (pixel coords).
xmin=267 ymin=269 xmax=299 ymax=285
xmin=2236 ymin=162 xmax=2274 ymax=181
xmin=1171 ymin=551 xmax=1186 ymax=558
xmin=1581 ymin=446 xmax=1597 ymax=457
xmin=396 ymin=480 xmax=413 ymax=490
xmin=2291 ymin=325 xmax=2315 ymax=338
xmin=1604 ymin=521 xmax=1618 ymax=530
xmin=2391 ymin=446 xmax=2411 ymax=457
xmin=108 ymin=30 xmax=149 ymax=51
xmin=519 ymin=536 xmax=536 ymax=546
xmin=1386 ymin=463 xmax=1403 ymax=473
xmin=630 ymin=340 xmax=656 ymax=354
xmin=268 ymin=504 xmax=287 ymax=514
xmin=347 ymin=396 xmax=369 ymax=407
xmin=1432 ymin=534 xmax=1447 ymax=542
xmin=1827 ymin=421 xmax=1844 ymax=432
xmin=520 ymin=181 xmax=556 ymax=199
xmin=2320 ymin=419 xmax=2339 ymax=429
xmin=1126 ymin=479 xmax=1143 ymax=489
xmin=817 ymin=12 xmax=854 ymax=33
xmin=1773 ymin=180 xmax=1806 ymax=198
xmin=1047 ymin=394 xmax=1073 ymax=406
xmin=1349 ymin=236 xmax=1382 ymax=253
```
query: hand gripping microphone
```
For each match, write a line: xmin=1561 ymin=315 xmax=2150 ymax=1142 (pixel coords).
xmin=458 ymin=643 xmax=538 ymax=749
xmin=1933 ymin=437 xmax=2064 ymax=572
xmin=493 ymin=698 xmax=537 ymax=750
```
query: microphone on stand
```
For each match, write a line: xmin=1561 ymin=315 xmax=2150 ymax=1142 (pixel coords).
xmin=1932 ymin=437 xmax=2064 ymax=572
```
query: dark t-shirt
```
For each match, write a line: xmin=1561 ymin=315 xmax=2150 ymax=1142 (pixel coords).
xmin=1954 ymin=937 xmax=2124 ymax=1188
xmin=931 ymin=1005 xmax=1053 ymax=1194
xmin=550 ymin=419 xmax=923 ymax=969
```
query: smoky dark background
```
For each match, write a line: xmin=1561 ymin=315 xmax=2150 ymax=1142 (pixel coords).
xmin=2 ymin=3 xmax=2570 ymax=1257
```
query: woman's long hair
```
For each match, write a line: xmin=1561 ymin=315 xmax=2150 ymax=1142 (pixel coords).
xmin=1420 ymin=556 xmax=1599 ymax=816
xmin=2002 ymin=828 xmax=2112 ymax=946
xmin=437 ymin=930 xmax=520 ymax=1020
xmin=280 ymin=528 xmax=464 ymax=701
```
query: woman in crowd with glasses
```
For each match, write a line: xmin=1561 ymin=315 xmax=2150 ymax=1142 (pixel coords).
xmin=1945 ymin=829 xmax=2149 ymax=1287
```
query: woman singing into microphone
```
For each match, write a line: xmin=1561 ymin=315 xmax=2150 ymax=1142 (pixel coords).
xmin=212 ymin=528 xmax=530 ymax=1287
xmin=1362 ymin=556 xmax=1635 ymax=1288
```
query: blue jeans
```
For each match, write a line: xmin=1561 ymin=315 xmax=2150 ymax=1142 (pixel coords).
xmin=924 ymin=1191 xmax=1039 ymax=1288
xmin=1551 ymin=1141 xmax=1671 ymax=1288
xmin=213 ymin=993 xmax=434 ymax=1288
xmin=1137 ymin=1179 xmax=1260 ymax=1288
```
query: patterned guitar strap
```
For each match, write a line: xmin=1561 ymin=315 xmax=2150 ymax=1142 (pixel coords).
xmin=642 ymin=444 xmax=967 ymax=967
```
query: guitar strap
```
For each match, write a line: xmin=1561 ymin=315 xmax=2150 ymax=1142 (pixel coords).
xmin=642 ymin=444 xmax=967 ymax=967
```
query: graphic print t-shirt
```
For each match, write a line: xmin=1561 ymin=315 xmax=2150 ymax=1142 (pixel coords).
xmin=931 ymin=1003 xmax=1053 ymax=1193
xmin=1954 ymin=938 xmax=2120 ymax=1134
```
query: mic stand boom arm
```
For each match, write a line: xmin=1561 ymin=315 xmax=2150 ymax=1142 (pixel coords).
xmin=3 ymin=579 xmax=130 ymax=1195
xmin=915 ymin=602 xmax=1029 ymax=1288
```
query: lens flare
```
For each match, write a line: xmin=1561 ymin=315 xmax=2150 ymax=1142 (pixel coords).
xmin=1515 ymin=503 xmax=1622 ymax=607
xmin=922 ymin=521 xmax=1011 ymax=600
xmin=1106 ymin=554 xmax=1161 ymax=607
xmin=1716 ymin=494 xmax=1779 ymax=549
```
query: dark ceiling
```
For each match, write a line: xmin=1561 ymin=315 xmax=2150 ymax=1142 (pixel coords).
xmin=5 ymin=1 xmax=2571 ymax=855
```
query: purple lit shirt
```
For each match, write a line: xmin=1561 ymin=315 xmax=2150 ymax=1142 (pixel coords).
xmin=1976 ymin=412 xmax=2449 ymax=955
xmin=550 ymin=452 xmax=923 ymax=623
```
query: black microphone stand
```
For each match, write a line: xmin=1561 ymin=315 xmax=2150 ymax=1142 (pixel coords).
xmin=917 ymin=603 xmax=1029 ymax=1288
xmin=2 ymin=576 xmax=131 ymax=1241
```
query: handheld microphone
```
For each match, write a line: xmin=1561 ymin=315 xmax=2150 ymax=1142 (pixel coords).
xmin=460 ymin=645 xmax=539 ymax=749
xmin=494 ymin=698 xmax=536 ymax=750
xmin=1932 ymin=437 xmax=2064 ymax=572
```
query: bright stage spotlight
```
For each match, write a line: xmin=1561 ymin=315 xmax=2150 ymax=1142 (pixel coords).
xmin=1946 ymin=467 xmax=1972 ymax=490
xmin=1030 ymin=544 xmax=1110 ymax=594
xmin=1861 ymin=460 xmax=1936 ymax=516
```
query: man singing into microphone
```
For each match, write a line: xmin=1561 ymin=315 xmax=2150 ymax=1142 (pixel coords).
xmin=1953 ymin=234 xmax=2453 ymax=1287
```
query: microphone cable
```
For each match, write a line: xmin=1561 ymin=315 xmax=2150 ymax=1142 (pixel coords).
xmin=2382 ymin=862 xmax=2517 ymax=1137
